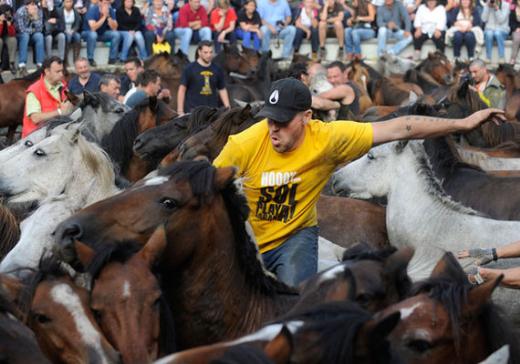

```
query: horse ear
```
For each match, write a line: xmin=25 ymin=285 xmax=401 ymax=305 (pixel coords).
xmin=430 ymin=252 xmax=467 ymax=283
xmin=0 ymin=274 xmax=23 ymax=301
xmin=74 ymin=239 xmax=96 ymax=268
xmin=463 ymin=275 xmax=503 ymax=318
xmin=263 ymin=326 xmax=293 ymax=364
xmin=383 ymin=247 xmax=414 ymax=290
xmin=356 ymin=312 xmax=400 ymax=357
xmin=138 ymin=224 xmax=168 ymax=268
xmin=240 ymin=104 xmax=252 ymax=116
xmin=214 ymin=166 xmax=237 ymax=191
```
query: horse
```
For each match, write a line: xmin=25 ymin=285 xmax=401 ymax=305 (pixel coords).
xmin=0 ymin=256 xmax=120 ymax=364
xmin=454 ymin=142 xmax=520 ymax=171
xmin=145 ymin=51 xmax=190 ymax=110
xmin=378 ymin=252 xmax=520 ymax=364
xmin=0 ymin=204 xmax=19 ymax=261
xmin=412 ymin=51 xmax=454 ymax=88
xmin=495 ymin=64 xmax=520 ymax=100
xmin=346 ymin=59 xmax=373 ymax=114
xmin=227 ymin=52 xmax=274 ymax=105
xmin=101 ymin=97 xmax=177 ymax=182
xmin=504 ymin=90 xmax=520 ymax=121
xmin=213 ymin=44 xmax=261 ymax=79
xmin=377 ymin=52 xmax=416 ymax=76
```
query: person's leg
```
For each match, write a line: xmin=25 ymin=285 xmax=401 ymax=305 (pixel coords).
xmin=293 ymin=27 xmax=304 ymax=53
xmin=144 ymin=30 xmax=155 ymax=55
xmin=310 ymin=26 xmax=319 ymax=53
xmin=495 ymin=30 xmax=506 ymax=60
xmin=434 ymin=31 xmax=445 ymax=52
xmin=377 ymin=26 xmax=388 ymax=56
xmin=261 ymin=226 xmax=319 ymax=287
xmin=102 ymin=30 xmax=121 ymax=61
xmin=484 ymin=29 xmax=493 ymax=60
xmin=452 ymin=31 xmax=463 ymax=58
xmin=119 ymin=31 xmax=132 ymax=61
xmin=213 ymin=31 xmax=222 ymax=53
xmin=318 ymin=20 xmax=327 ymax=48
xmin=174 ymin=27 xmax=192 ymax=56
xmin=56 ymin=32 xmax=66 ymax=60
xmin=134 ymin=31 xmax=148 ymax=59
xmin=333 ymin=19 xmax=344 ymax=55
xmin=280 ymin=25 xmax=296 ymax=59
xmin=390 ymin=29 xmax=412 ymax=55
xmin=344 ymin=27 xmax=354 ymax=55
xmin=6 ymin=36 xmax=16 ymax=67
xmin=260 ymin=24 xmax=271 ymax=53
xmin=357 ymin=28 xmax=375 ymax=54
xmin=465 ymin=31 xmax=476 ymax=59
xmin=165 ymin=30 xmax=175 ymax=53
xmin=45 ymin=34 xmax=53 ymax=57
xmin=17 ymin=32 xmax=29 ymax=66
xmin=82 ymin=30 xmax=98 ymax=61
xmin=199 ymin=26 xmax=212 ymax=41
xmin=252 ymin=32 xmax=261 ymax=51
xmin=226 ymin=29 xmax=236 ymax=45
xmin=511 ymin=31 xmax=520 ymax=63
xmin=32 ymin=32 xmax=44 ymax=66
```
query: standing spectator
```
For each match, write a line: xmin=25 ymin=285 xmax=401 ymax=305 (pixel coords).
xmin=99 ymin=73 xmax=121 ymax=99
xmin=117 ymin=0 xmax=147 ymax=61
xmin=235 ymin=0 xmax=262 ymax=51
xmin=58 ymin=0 xmax=81 ymax=65
xmin=344 ymin=0 xmax=376 ymax=61
xmin=175 ymin=0 xmax=212 ymax=58
xmin=177 ymin=40 xmax=230 ymax=114
xmin=82 ymin=0 xmax=121 ymax=67
xmin=210 ymin=0 xmax=237 ymax=53
xmin=22 ymin=56 xmax=73 ymax=137
xmin=257 ymin=0 xmax=296 ymax=59
xmin=319 ymin=0 xmax=345 ymax=60
xmin=121 ymin=57 xmax=143 ymax=101
xmin=68 ymin=57 xmax=101 ymax=94
xmin=15 ymin=0 xmax=45 ymax=75
xmin=510 ymin=0 xmax=520 ymax=63
xmin=412 ymin=0 xmax=447 ymax=60
xmin=293 ymin=0 xmax=319 ymax=60
xmin=446 ymin=0 xmax=482 ymax=61
xmin=482 ymin=0 xmax=509 ymax=63
xmin=0 ymin=3 xmax=17 ymax=74
xmin=42 ymin=0 xmax=66 ymax=61
xmin=125 ymin=69 xmax=170 ymax=107
xmin=376 ymin=0 xmax=412 ymax=56
xmin=144 ymin=0 xmax=175 ymax=56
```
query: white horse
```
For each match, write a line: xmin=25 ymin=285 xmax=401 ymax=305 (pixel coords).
xmin=0 ymin=125 xmax=119 ymax=273
xmin=331 ymin=141 xmax=520 ymax=318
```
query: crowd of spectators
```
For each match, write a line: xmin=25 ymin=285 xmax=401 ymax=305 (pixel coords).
xmin=2 ymin=0 xmax=520 ymax=75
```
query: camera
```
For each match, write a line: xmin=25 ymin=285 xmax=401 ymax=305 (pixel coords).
xmin=276 ymin=20 xmax=285 ymax=28
xmin=460 ymin=73 xmax=476 ymax=86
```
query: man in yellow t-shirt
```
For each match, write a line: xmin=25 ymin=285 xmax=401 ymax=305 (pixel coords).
xmin=213 ymin=78 xmax=503 ymax=286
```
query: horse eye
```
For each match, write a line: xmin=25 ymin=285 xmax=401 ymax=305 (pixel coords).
xmin=367 ymin=152 xmax=375 ymax=160
xmin=92 ymin=309 xmax=102 ymax=321
xmin=33 ymin=313 xmax=51 ymax=324
xmin=159 ymin=197 xmax=178 ymax=209
xmin=407 ymin=339 xmax=433 ymax=353
xmin=33 ymin=148 xmax=46 ymax=157
xmin=24 ymin=140 xmax=33 ymax=147
xmin=114 ymin=107 xmax=125 ymax=114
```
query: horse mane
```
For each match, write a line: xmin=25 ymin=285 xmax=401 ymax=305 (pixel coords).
xmin=0 ymin=204 xmax=19 ymax=261
xmin=14 ymin=68 xmax=42 ymax=82
xmin=0 ymin=285 xmax=20 ymax=319
xmin=446 ymin=80 xmax=487 ymax=116
xmin=159 ymin=161 xmax=297 ymax=295
xmin=188 ymin=105 xmax=221 ymax=134
xmin=212 ymin=106 xmax=259 ymax=142
xmin=342 ymin=243 xmax=396 ymax=262
xmin=34 ymin=116 xmax=74 ymax=136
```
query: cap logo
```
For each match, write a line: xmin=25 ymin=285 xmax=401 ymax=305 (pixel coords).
xmin=269 ymin=90 xmax=279 ymax=104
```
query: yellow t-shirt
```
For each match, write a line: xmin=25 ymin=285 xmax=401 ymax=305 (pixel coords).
xmin=213 ymin=119 xmax=373 ymax=253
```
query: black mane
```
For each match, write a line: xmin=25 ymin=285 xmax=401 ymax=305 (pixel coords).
xmin=342 ymin=242 xmax=397 ymax=262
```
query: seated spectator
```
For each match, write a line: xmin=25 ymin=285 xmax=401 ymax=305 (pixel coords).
xmin=144 ymin=0 xmax=175 ymax=56
xmin=257 ymin=0 xmax=296 ymax=59
xmin=125 ymin=69 xmax=170 ymax=107
xmin=0 ymin=3 xmax=16 ymax=74
xmin=210 ymin=0 xmax=237 ymax=53
xmin=42 ymin=0 xmax=66 ymax=62
xmin=469 ymin=59 xmax=506 ymax=108
xmin=446 ymin=0 xmax=482 ymax=61
xmin=74 ymin=0 xmax=90 ymax=15
xmin=117 ymin=0 xmax=147 ymax=61
xmin=174 ymin=0 xmax=212 ymax=58
xmin=235 ymin=0 xmax=262 ymax=51
xmin=344 ymin=0 xmax=376 ymax=61
xmin=482 ymin=0 xmax=510 ymax=63
xmin=293 ymin=0 xmax=319 ymax=60
xmin=81 ymin=0 xmax=121 ymax=67
xmin=376 ymin=0 xmax=412 ymax=56
xmin=15 ymin=0 xmax=45 ymax=75
xmin=413 ymin=0 xmax=447 ymax=60
xmin=319 ymin=0 xmax=344 ymax=59
xmin=59 ymin=0 xmax=81 ymax=65
xmin=510 ymin=0 xmax=520 ymax=64
xmin=121 ymin=57 xmax=143 ymax=101
xmin=99 ymin=73 xmax=121 ymax=99
xmin=68 ymin=57 xmax=101 ymax=94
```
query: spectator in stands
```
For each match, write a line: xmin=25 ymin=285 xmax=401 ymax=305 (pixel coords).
xmin=469 ymin=59 xmax=506 ymax=108
xmin=412 ymin=0 xmax=447 ymax=60
xmin=510 ymin=0 xmax=520 ymax=64
xmin=210 ymin=0 xmax=237 ymax=52
xmin=318 ymin=0 xmax=344 ymax=60
xmin=0 ymin=3 xmax=17 ymax=74
xmin=144 ymin=0 xmax=175 ymax=56
xmin=74 ymin=0 xmax=90 ymax=16
xmin=482 ymin=0 xmax=510 ymax=63
xmin=344 ymin=0 xmax=376 ymax=61
xmin=235 ymin=0 xmax=262 ymax=51
xmin=403 ymin=0 xmax=421 ymax=21
xmin=376 ymin=0 xmax=412 ymax=56
xmin=99 ymin=73 xmax=121 ymax=99
xmin=68 ymin=57 xmax=101 ymax=94
xmin=121 ymin=57 xmax=143 ymax=101
xmin=177 ymin=40 xmax=229 ymax=114
xmin=42 ymin=0 xmax=66 ymax=62
xmin=293 ymin=0 xmax=319 ymax=60
xmin=15 ymin=0 xmax=45 ymax=75
xmin=446 ymin=0 xmax=482 ymax=61
xmin=82 ymin=0 xmax=121 ymax=67
xmin=175 ymin=0 xmax=212 ymax=58
xmin=125 ymin=68 xmax=170 ymax=107
xmin=257 ymin=0 xmax=296 ymax=59
xmin=59 ymin=0 xmax=81 ymax=65
xmin=117 ymin=0 xmax=147 ymax=61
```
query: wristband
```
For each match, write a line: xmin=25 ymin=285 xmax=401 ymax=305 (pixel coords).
xmin=492 ymin=248 xmax=498 ymax=261
xmin=58 ymin=108 xmax=62 ymax=115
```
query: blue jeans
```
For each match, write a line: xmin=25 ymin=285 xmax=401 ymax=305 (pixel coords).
xmin=261 ymin=226 xmax=319 ymax=287
xmin=345 ymin=27 xmax=375 ymax=55
xmin=173 ymin=27 xmax=211 ymax=56
xmin=65 ymin=32 xmax=81 ymax=44
xmin=484 ymin=29 xmax=507 ymax=59
xmin=213 ymin=30 xmax=236 ymax=53
xmin=120 ymin=30 xmax=147 ymax=60
xmin=235 ymin=28 xmax=261 ymax=51
xmin=293 ymin=27 xmax=319 ymax=53
xmin=17 ymin=32 xmax=44 ymax=66
xmin=452 ymin=31 xmax=476 ymax=58
xmin=377 ymin=27 xmax=412 ymax=56
xmin=260 ymin=24 xmax=296 ymax=58
xmin=81 ymin=30 xmax=121 ymax=61
xmin=144 ymin=30 xmax=175 ymax=56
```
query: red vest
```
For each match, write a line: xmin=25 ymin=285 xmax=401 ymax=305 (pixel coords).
xmin=22 ymin=76 xmax=68 ymax=138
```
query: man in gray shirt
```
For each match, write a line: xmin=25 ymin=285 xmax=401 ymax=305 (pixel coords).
xmin=376 ymin=0 xmax=412 ymax=56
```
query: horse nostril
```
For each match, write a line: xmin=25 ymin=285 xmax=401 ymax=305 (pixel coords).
xmin=60 ymin=223 xmax=83 ymax=244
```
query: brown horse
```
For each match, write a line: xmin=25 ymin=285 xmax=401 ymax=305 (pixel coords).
xmin=0 ymin=203 xmax=19 ymax=260
xmin=495 ymin=64 xmax=520 ymax=100
xmin=346 ymin=59 xmax=373 ymax=114
xmin=213 ymin=44 xmax=261 ymax=78
xmin=377 ymin=252 xmax=520 ymax=364
xmin=101 ymin=97 xmax=177 ymax=182
xmin=412 ymin=51 xmax=454 ymax=89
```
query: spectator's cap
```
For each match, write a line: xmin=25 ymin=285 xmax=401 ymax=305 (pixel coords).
xmin=256 ymin=78 xmax=312 ymax=123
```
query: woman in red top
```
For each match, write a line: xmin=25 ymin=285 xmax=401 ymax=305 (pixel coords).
xmin=210 ymin=0 xmax=237 ymax=52
xmin=0 ymin=4 xmax=16 ymax=74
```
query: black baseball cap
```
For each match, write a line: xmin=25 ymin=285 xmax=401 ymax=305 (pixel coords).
xmin=256 ymin=78 xmax=312 ymax=123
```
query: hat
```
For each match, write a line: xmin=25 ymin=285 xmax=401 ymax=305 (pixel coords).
xmin=256 ymin=78 xmax=312 ymax=123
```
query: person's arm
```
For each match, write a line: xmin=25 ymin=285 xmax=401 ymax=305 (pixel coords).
xmin=376 ymin=6 xmax=386 ymax=28
xmin=413 ymin=5 xmax=422 ymax=29
xmin=26 ymin=92 xmax=71 ymax=124
xmin=318 ymin=84 xmax=355 ymax=105
xmin=177 ymin=84 xmax=186 ymax=114
xmin=88 ymin=9 xmax=108 ymax=31
xmin=371 ymin=108 xmax=505 ymax=145
xmin=107 ymin=8 xmax=118 ymax=30
xmin=481 ymin=3 xmax=490 ymax=21
xmin=320 ymin=3 xmax=329 ymax=21
xmin=357 ymin=3 xmax=375 ymax=22
xmin=401 ymin=3 xmax=412 ymax=32
xmin=436 ymin=8 xmax=447 ymax=30
xmin=312 ymin=96 xmax=341 ymax=110
xmin=477 ymin=266 xmax=520 ymax=288
xmin=495 ymin=1 xmax=509 ymax=23
xmin=218 ymin=88 xmax=230 ymax=108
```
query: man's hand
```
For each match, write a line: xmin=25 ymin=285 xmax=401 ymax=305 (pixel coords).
xmin=158 ymin=88 xmax=171 ymax=99
xmin=458 ymin=248 xmax=496 ymax=265
xmin=387 ymin=21 xmax=397 ymax=29
xmin=48 ymin=17 xmax=57 ymax=24
xmin=60 ymin=101 xmax=74 ymax=115
xmin=268 ymin=24 xmax=277 ymax=34
xmin=462 ymin=108 xmax=506 ymax=130
xmin=403 ymin=31 xmax=411 ymax=38
xmin=414 ymin=28 xmax=422 ymax=38
xmin=433 ymin=29 xmax=441 ymax=38
xmin=305 ymin=29 xmax=311 ymax=39
xmin=217 ymin=31 xmax=226 ymax=42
